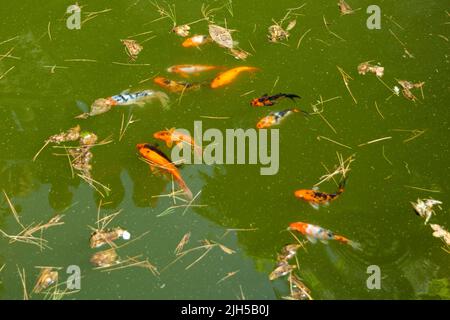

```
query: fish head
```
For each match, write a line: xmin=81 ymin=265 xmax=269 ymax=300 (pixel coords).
xmin=251 ymin=98 xmax=264 ymax=107
xmin=136 ymin=143 xmax=150 ymax=154
xmin=288 ymin=222 xmax=307 ymax=234
xmin=294 ymin=189 xmax=313 ymax=200
xmin=256 ymin=116 xmax=273 ymax=129
xmin=154 ymin=76 xmax=170 ymax=87
xmin=153 ymin=130 xmax=170 ymax=141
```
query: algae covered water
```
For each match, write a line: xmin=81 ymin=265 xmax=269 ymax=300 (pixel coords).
xmin=0 ymin=0 xmax=449 ymax=300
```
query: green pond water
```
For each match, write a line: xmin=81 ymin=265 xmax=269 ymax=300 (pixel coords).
xmin=0 ymin=0 xmax=449 ymax=300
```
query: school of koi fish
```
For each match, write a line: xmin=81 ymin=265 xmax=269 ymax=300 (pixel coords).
xmin=1 ymin=0 xmax=448 ymax=300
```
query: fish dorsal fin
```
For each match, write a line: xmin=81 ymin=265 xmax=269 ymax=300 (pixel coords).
xmin=312 ymin=186 xmax=319 ymax=191
xmin=168 ymin=127 xmax=176 ymax=134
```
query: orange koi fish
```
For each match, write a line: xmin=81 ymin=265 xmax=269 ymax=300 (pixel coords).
xmin=294 ymin=179 xmax=346 ymax=210
xmin=210 ymin=66 xmax=259 ymax=89
xmin=137 ymin=143 xmax=193 ymax=199
xmin=154 ymin=76 xmax=201 ymax=93
xmin=288 ymin=222 xmax=361 ymax=250
xmin=153 ymin=128 xmax=202 ymax=156
xmin=256 ymin=108 xmax=307 ymax=129
xmin=182 ymin=35 xmax=210 ymax=48
xmin=167 ymin=64 xmax=221 ymax=77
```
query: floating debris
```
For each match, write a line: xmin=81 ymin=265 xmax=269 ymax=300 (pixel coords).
xmin=284 ymin=273 xmax=312 ymax=300
xmin=268 ymin=5 xmax=302 ymax=43
xmin=0 ymin=191 xmax=65 ymax=249
xmin=397 ymin=80 xmax=424 ymax=101
xmin=90 ymin=228 xmax=131 ymax=248
xmin=121 ymin=39 xmax=143 ymax=61
xmin=430 ymin=224 xmax=450 ymax=246
xmin=229 ymin=47 xmax=250 ymax=60
xmin=174 ymin=232 xmax=191 ymax=255
xmin=90 ymin=248 xmax=119 ymax=267
xmin=315 ymin=153 xmax=355 ymax=187
xmin=47 ymin=125 xmax=81 ymax=144
xmin=411 ymin=198 xmax=442 ymax=224
xmin=268 ymin=24 xmax=290 ymax=43
xmin=277 ymin=244 xmax=302 ymax=263
xmin=357 ymin=61 xmax=384 ymax=77
xmin=338 ymin=0 xmax=355 ymax=15
xmin=68 ymin=131 xmax=98 ymax=179
xmin=172 ymin=24 xmax=190 ymax=37
xmin=337 ymin=66 xmax=357 ymax=104
xmin=33 ymin=268 xmax=58 ymax=293
xmin=269 ymin=261 xmax=296 ymax=281
xmin=209 ymin=24 xmax=234 ymax=49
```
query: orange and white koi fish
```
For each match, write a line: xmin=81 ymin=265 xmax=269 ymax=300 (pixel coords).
xmin=153 ymin=128 xmax=202 ymax=156
xmin=154 ymin=76 xmax=201 ymax=93
xmin=136 ymin=143 xmax=193 ymax=199
xmin=256 ymin=108 xmax=307 ymax=129
xmin=210 ymin=66 xmax=259 ymax=89
xmin=288 ymin=222 xmax=361 ymax=250
xmin=167 ymin=64 xmax=221 ymax=77
xmin=182 ymin=35 xmax=210 ymax=48
xmin=294 ymin=179 xmax=346 ymax=210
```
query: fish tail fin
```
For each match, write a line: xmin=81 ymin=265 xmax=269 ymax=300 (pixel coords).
xmin=347 ymin=240 xmax=362 ymax=251
xmin=247 ymin=67 xmax=260 ymax=72
xmin=292 ymin=108 xmax=310 ymax=117
xmin=284 ymin=94 xmax=301 ymax=101
xmin=154 ymin=91 xmax=170 ymax=110
xmin=176 ymin=177 xmax=193 ymax=200
xmin=335 ymin=235 xmax=362 ymax=250
xmin=337 ymin=176 xmax=348 ymax=195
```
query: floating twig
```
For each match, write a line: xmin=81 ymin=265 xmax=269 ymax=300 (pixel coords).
xmin=337 ymin=66 xmax=357 ymax=104
xmin=316 ymin=136 xmax=352 ymax=150
xmin=0 ymin=66 xmax=15 ymax=81
xmin=17 ymin=266 xmax=29 ymax=300
xmin=217 ymin=270 xmax=239 ymax=284
xmin=119 ymin=113 xmax=139 ymax=141
xmin=404 ymin=185 xmax=441 ymax=193
xmin=382 ymin=146 xmax=393 ymax=166
xmin=296 ymin=28 xmax=311 ymax=49
xmin=358 ymin=136 xmax=392 ymax=147
xmin=374 ymin=101 xmax=384 ymax=119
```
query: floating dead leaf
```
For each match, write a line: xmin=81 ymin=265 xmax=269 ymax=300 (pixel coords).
xmin=430 ymin=224 xmax=450 ymax=246
xmin=90 ymin=248 xmax=119 ymax=267
xmin=121 ymin=39 xmax=143 ymax=61
xmin=209 ymin=24 xmax=234 ymax=49
xmin=269 ymin=262 xmax=296 ymax=280
xmin=90 ymin=227 xmax=130 ymax=248
xmin=358 ymin=61 xmax=384 ymax=77
xmin=33 ymin=268 xmax=58 ymax=293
